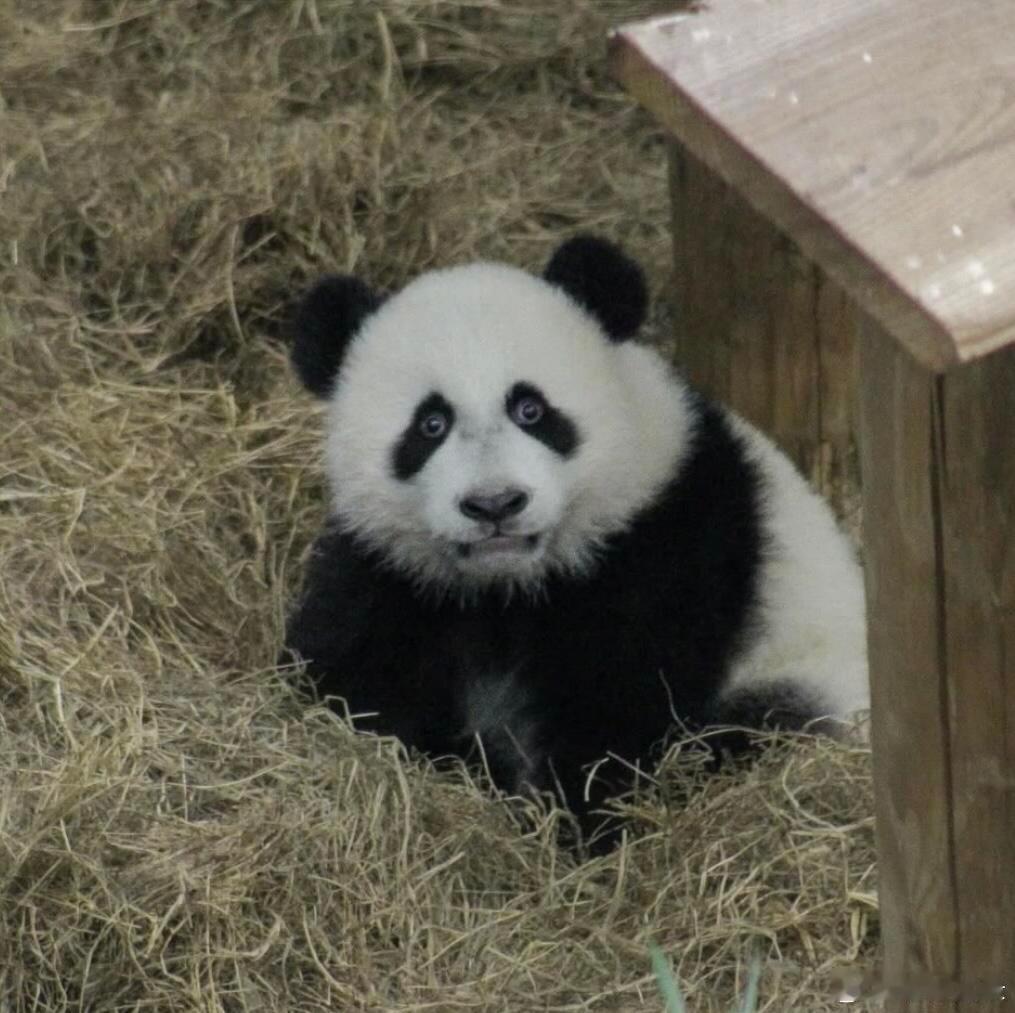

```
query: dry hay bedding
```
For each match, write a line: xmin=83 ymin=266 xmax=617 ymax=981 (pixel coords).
xmin=0 ymin=2 xmax=877 ymax=1009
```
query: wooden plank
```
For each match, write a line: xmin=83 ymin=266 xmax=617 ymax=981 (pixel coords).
xmin=668 ymin=140 xmax=860 ymax=516
xmin=859 ymin=317 xmax=1015 ymax=1008
xmin=938 ymin=348 xmax=1015 ymax=997
xmin=611 ymin=1 xmax=1015 ymax=372
xmin=859 ymin=319 xmax=959 ymax=1011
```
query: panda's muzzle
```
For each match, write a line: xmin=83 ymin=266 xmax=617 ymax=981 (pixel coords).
xmin=455 ymin=487 xmax=540 ymax=559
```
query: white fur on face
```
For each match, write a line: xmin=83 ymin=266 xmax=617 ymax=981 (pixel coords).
xmin=323 ymin=262 xmax=693 ymax=594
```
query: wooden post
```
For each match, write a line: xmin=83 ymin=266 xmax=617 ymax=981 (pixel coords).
xmin=611 ymin=1 xmax=1015 ymax=1006
xmin=860 ymin=317 xmax=1015 ymax=1007
xmin=668 ymin=140 xmax=860 ymax=517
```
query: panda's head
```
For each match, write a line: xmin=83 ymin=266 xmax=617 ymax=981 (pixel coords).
xmin=291 ymin=236 xmax=692 ymax=596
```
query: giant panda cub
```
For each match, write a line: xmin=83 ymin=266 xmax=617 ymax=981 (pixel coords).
xmin=282 ymin=235 xmax=869 ymax=851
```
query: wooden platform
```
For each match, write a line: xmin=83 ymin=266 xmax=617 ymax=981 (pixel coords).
xmin=612 ymin=3 xmax=1015 ymax=1009
xmin=611 ymin=0 xmax=1015 ymax=372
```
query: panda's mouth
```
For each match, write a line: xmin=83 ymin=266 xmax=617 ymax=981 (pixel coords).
xmin=456 ymin=533 xmax=540 ymax=559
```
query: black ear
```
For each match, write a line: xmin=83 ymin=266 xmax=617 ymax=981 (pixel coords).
xmin=290 ymin=275 xmax=382 ymax=398
xmin=543 ymin=234 xmax=648 ymax=342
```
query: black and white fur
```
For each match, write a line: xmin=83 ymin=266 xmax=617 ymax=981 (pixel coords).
xmin=282 ymin=236 xmax=869 ymax=850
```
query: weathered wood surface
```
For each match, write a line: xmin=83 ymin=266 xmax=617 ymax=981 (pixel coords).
xmin=668 ymin=140 xmax=859 ymax=517
xmin=611 ymin=1 xmax=1015 ymax=371
xmin=860 ymin=319 xmax=1015 ymax=1009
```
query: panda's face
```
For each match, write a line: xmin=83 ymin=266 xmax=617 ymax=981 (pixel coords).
xmin=316 ymin=262 xmax=689 ymax=594
xmin=292 ymin=238 xmax=692 ymax=595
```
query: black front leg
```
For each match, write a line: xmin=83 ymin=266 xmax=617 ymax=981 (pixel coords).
xmin=281 ymin=527 xmax=463 ymax=758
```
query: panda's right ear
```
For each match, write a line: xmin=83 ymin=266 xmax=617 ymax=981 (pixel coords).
xmin=290 ymin=275 xmax=382 ymax=398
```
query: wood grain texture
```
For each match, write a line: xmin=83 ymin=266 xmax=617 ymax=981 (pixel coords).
xmin=668 ymin=140 xmax=860 ymax=516
xmin=859 ymin=321 xmax=959 ymax=1011
xmin=611 ymin=1 xmax=1015 ymax=371
xmin=860 ymin=318 xmax=1015 ymax=1009
xmin=937 ymin=348 xmax=1015 ymax=1001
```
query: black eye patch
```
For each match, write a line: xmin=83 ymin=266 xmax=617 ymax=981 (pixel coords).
xmin=391 ymin=392 xmax=455 ymax=481
xmin=505 ymin=382 xmax=580 ymax=458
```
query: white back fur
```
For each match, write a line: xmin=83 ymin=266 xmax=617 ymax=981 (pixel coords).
xmin=722 ymin=414 xmax=870 ymax=724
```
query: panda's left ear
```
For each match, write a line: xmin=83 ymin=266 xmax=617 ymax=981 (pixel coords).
xmin=543 ymin=234 xmax=648 ymax=342
xmin=290 ymin=274 xmax=382 ymax=398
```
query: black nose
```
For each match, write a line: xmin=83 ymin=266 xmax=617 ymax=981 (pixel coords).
xmin=459 ymin=488 xmax=530 ymax=523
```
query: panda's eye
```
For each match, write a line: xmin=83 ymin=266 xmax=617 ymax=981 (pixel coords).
xmin=419 ymin=411 xmax=449 ymax=439
xmin=511 ymin=396 xmax=544 ymax=427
